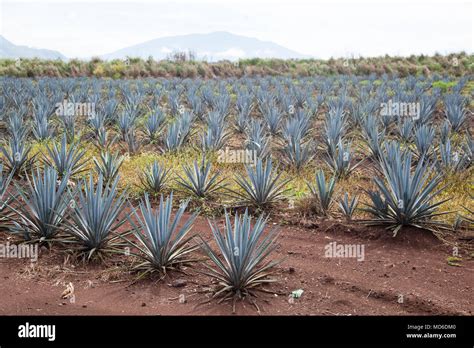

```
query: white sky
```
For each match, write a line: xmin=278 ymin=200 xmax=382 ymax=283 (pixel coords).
xmin=1 ymin=0 xmax=472 ymax=59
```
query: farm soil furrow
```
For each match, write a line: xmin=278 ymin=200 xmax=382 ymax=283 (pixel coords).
xmin=0 ymin=216 xmax=471 ymax=315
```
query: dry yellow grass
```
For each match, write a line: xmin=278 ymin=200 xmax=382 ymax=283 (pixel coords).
xmin=19 ymin=136 xmax=472 ymax=226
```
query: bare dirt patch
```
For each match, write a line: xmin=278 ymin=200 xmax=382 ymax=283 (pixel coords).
xmin=0 ymin=216 xmax=472 ymax=315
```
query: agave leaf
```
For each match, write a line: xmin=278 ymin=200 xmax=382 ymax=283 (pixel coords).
xmin=124 ymin=192 xmax=198 ymax=275
xmin=176 ymin=156 xmax=225 ymax=199
xmin=199 ymin=209 xmax=281 ymax=298
xmin=362 ymin=143 xmax=450 ymax=234
xmin=231 ymin=158 xmax=290 ymax=209
xmin=63 ymin=173 xmax=129 ymax=258
xmin=7 ymin=166 xmax=71 ymax=240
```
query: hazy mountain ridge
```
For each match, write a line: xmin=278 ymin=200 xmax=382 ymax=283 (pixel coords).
xmin=100 ymin=31 xmax=307 ymax=61
xmin=0 ymin=36 xmax=66 ymax=60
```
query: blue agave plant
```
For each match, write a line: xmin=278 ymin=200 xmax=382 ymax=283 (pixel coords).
xmin=43 ymin=135 xmax=88 ymax=179
xmin=363 ymin=147 xmax=449 ymax=236
xmin=176 ymin=156 xmax=225 ymax=199
xmin=64 ymin=174 xmax=129 ymax=260
xmin=199 ymin=209 xmax=281 ymax=309
xmin=125 ymin=192 xmax=198 ymax=278
xmin=306 ymin=170 xmax=336 ymax=216
xmin=232 ymin=158 xmax=289 ymax=209
xmin=139 ymin=160 xmax=171 ymax=195
xmin=8 ymin=167 xmax=71 ymax=241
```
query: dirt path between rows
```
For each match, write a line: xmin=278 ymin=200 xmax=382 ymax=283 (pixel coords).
xmin=0 ymin=216 xmax=472 ymax=315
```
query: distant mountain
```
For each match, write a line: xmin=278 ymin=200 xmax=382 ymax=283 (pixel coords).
xmin=101 ymin=31 xmax=307 ymax=61
xmin=0 ymin=36 xmax=66 ymax=60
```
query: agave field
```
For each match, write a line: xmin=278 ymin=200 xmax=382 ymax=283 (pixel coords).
xmin=0 ymin=73 xmax=473 ymax=314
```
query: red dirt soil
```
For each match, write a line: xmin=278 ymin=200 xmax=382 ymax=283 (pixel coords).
xmin=0 ymin=215 xmax=472 ymax=316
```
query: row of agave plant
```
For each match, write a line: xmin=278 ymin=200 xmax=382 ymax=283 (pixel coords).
xmin=0 ymin=74 xmax=472 ymax=222
xmin=0 ymin=157 xmax=458 ymax=309
xmin=0 ymin=74 xmax=472 ymax=305
xmin=0 ymin=163 xmax=280 ymax=306
xmin=0 ymin=131 xmax=470 ymax=242
xmin=0 ymin=137 xmax=470 ymax=306
xmin=0 ymin=75 xmax=472 ymax=178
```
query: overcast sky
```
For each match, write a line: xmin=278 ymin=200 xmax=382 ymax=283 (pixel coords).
xmin=1 ymin=0 xmax=472 ymax=59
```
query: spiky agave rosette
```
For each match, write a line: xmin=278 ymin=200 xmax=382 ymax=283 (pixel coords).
xmin=122 ymin=192 xmax=199 ymax=281
xmin=176 ymin=155 xmax=226 ymax=199
xmin=199 ymin=209 xmax=282 ymax=312
xmin=362 ymin=146 xmax=451 ymax=236
xmin=0 ymin=164 xmax=14 ymax=230
xmin=6 ymin=166 xmax=71 ymax=242
xmin=230 ymin=158 xmax=290 ymax=210
xmin=62 ymin=173 xmax=130 ymax=261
